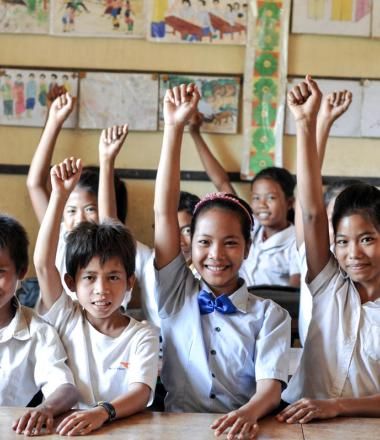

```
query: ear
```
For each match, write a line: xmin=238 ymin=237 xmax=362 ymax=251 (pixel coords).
xmin=287 ymin=196 xmax=295 ymax=211
xmin=17 ymin=266 xmax=28 ymax=281
xmin=244 ymin=239 xmax=252 ymax=259
xmin=64 ymin=273 xmax=76 ymax=292
xmin=126 ymin=274 xmax=136 ymax=292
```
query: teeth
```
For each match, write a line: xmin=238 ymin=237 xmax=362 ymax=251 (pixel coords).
xmin=93 ymin=301 xmax=110 ymax=306
xmin=257 ymin=212 xmax=270 ymax=219
xmin=206 ymin=266 xmax=226 ymax=272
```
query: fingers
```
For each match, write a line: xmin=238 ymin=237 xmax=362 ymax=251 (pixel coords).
xmin=51 ymin=157 xmax=81 ymax=180
xmin=226 ymin=417 xmax=245 ymax=439
xmin=102 ymin=124 xmax=129 ymax=144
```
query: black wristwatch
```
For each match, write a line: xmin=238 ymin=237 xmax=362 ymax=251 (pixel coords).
xmin=95 ymin=401 xmax=116 ymax=422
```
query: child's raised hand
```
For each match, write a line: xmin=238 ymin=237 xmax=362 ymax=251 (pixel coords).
xmin=319 ymin=89 xmax=352 ymax=124
xmin=287 ymin=75 xmax=322 ymax=122
xmin=48 ymin=92 xmax=75 ymax=126
xmin=163 ymin=83 xmax=200 ymax=127
xmin=99 ymin=123 xmax=128 ymax=162
xmin=211 ymin=409 xmax=259 ymax=439
xmin=50 ymin=157 xmax=82 ymax=196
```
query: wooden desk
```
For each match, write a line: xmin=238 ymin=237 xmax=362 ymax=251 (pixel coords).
xmin=0 ymin=408 xmax=302 ymax=439
xmin=303 ymin=417 xmax=380 ymax=440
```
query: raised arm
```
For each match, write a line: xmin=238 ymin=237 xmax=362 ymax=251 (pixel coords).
xmin=288 ymin=76 xmax=330 ymax=281
xmin=26 ymin=93 xmax=75 ymax=223
xmin=189 ymin=111 xmax=235 ymax=194
xmin=98 ymin=124 xmax=128 ymax=221
xmin=295 ymin=89 xmax=352 ymax=247
xmin=154 ymin=84 xmax=200 ymax=269
xmin=34 ymin=157 xmax=82 ymax=311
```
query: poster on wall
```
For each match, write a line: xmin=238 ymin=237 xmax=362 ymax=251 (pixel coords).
xmin=50 ymin=0 xmax=145 ymax=38
xmin=158 ymin=74 xmax=240 ymax=133
xmin=371 ymin=0 xmax=380 ymax=37
xmin=147 ymin=0 xmax=247 ymax=45
xmin=285 ymin=78 xmax=362 ymax=137
xmin=361 ymin=80 xmax=380 ymax=137
xmin=0 ymin=0 xmax=50 ymax=34
xmin=292 ymin=0 xmax=372 ymax=37
xmin=0 ymin=68 xmax=78 ymax=127
xmin=79 ymin=72 xmax=159 ymax=131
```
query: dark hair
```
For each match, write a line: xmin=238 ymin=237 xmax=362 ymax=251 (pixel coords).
xmin=332 ymin=183 xmax=380 ymax=236
xmin=190 ymin=193 xmax=253 ymax=243
xmin=65 ymin=220 xmax=136 ymax=279
xmin=323 ymin=179 xmax=363 ymax=207
xmin=178 ymin=191 xmax=200 ymax=216
xmin=0 ymin=214 xmax=29 ymax=276
xmin=251 ymin=166 xmax=295 ymax=222
xmin=77 ymin=167 xmax=128 ymax=223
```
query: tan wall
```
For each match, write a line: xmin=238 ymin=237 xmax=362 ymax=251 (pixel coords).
xmin=1 ymin=32 xmax=380 ymax=275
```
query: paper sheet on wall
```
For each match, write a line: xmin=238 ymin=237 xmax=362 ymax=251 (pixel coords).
xmin=285 ymin=78 xmax=362 ymax=137
xmin=292 ymin=0 xmax=371 ymax=37
xmin=159 ymin=74 xmax=240 ymax=134
xmin=0 ymin=67 xmax=78 ymax=127
xmin=0 ymin=0 xmax=49 ymax=33
xmin=361 ymin=80 xmax=380 ymax=137
xmin=147 ymin=0 xmax=247 ymax=45
xmin=79 ymin=72 xmax=159 ymax=131
xmin=50 ymin=0 xmax=145 ymax=38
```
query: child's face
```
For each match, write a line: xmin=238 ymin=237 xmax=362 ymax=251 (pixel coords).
xmin=191 ymin=208 xmax=249 ymax=296
xmin=177 ymin=209 xmax=192 ymax=263
xmin=334 ymin=213 xmax=380 ymax=286
xmin=63 ymin=188 xmax=98 ymax=231
xmin=0 ymin=248 xmax=23 ymax=315
xmin=250 ymin=178 xmax=291 ymax=231
xmin=67 ymin=256 xmax=133 ymax=322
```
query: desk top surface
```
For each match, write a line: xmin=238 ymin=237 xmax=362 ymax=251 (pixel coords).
xmin=1 ymin=408 xmax=380 ymax=439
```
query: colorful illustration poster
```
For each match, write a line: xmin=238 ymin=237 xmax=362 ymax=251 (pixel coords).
xmin=0 ymin=0 xmax=49 ymax=33
xmin=0 ymin=68 xmax=78 ymax=127
xmin=50 ymin=0 xmax=145 ymax=37
xmin=159 ymin=74 xmax=240 ymax=133
xmin=292 ymin=0 xmax=371 ymax=37
xmin=285 ymin=78 xmax=362 ymax=137
xmin=361 ymin=80 xmax=380 ymax=137
xmin=147 ymin=0 xmax=247 ymax=45
xmin=241 ymin=1 xmax=290 ymax=178
xmin=79 ymin=72 xmax=159 ymax=131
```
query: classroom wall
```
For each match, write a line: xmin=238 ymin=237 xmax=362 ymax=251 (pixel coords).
xmin=1 ymin=31 xmax=380 ymax=276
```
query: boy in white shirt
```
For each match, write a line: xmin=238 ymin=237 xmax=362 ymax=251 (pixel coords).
xmin=0 ymin=214 xmax=78 ymax=436
xmin=34 ymin=157 xmax=159 ymax=436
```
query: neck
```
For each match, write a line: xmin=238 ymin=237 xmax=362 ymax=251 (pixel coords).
xmin=262 ymin=222 xmax=289 ymax=240
xmin=85 ymin=310 xmax=129 ymax=337
xmin=355 ymin=280 xmax=380 ymax=304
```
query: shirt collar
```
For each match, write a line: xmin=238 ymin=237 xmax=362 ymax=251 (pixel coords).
xmin=199 ymin=279 xmax=249 ymax=314
xmin=0 ymin=297 xmax=31 ymax=343
xmin=256 ymin=224 xmax=295 ymax=248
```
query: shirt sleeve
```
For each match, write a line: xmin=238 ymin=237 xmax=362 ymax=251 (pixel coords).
xmin=127 ymin=324 xmax=160 ymax=406
xmin=33 ymin=322 xmax=76 ymax=398
xmin=306 ymin=255 xmax=340 ymax=299
xmin=154 ymin=252 xmax=198 ymax=318
xmin=254 ymin=301 xmax=291 ymax=384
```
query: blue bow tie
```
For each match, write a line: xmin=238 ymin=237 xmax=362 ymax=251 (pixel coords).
xmin=198 ymin=290 xmax=238 ymax=315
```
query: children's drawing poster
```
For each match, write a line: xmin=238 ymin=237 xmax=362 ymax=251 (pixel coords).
xmin=361 ymin=80 xmax=380 ymax=137
xmin=50 ymin=0 xmax=145 ymax=37
xmin=79 ymin=72 xmax=159 ymax=131
xmin=0 ymin=68 xmax=78 ymax=127
xmin=284 ymin=78 xmax=362 ymax=137
xmin=292 ymin=0 xmax=371 ymax=37
xmin=241 ymin=1 xmax=291 ymax=178
xmin=147 ymin=0 xmax=247 ymax=45
xmin=158 ymin=74 xmax=240 ymax=133
xmin=0 ymin=0 xmax=49 ymax=33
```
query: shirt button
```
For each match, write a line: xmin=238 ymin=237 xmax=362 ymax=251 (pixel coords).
xmin=215 ymin=327 xmax=221 ymax=332
xmin=211 ymin=373 xmax=215 ymax=378
xmin=210 ymin=349 xmax=216 ymax=355
xmin=210 ymin=393 xmax=216 ymax=399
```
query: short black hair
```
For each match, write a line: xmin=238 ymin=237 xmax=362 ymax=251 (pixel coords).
xmin=178 ymin=191 xmax=200 ymax=216
xmin=77 ymin=167 xmax=128 ymax=223
xmin=0 ymin=214 xmax=29 ymax=276
xmin=323 ymin=179 xmax=363 ymax=207
xmin=332 ymin=183 xmax=380 ymax=236
xmin=65 ymin=220 xmax=136 ymax=279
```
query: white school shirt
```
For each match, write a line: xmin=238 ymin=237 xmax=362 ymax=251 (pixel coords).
xmin=0 ymin=299 xmax=75 ymax=406
xmin=155 ymin=253 xmax=290 ymax=413
xmin=239 ymin=224 xmax=300 ymax=286
xmin=297 ymin=243 xmax=312 ymax=346
xmin=282 ymin=255 xmax=380 ymax=403
xmin=40 ymin=293 xmax=159 ymax=409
